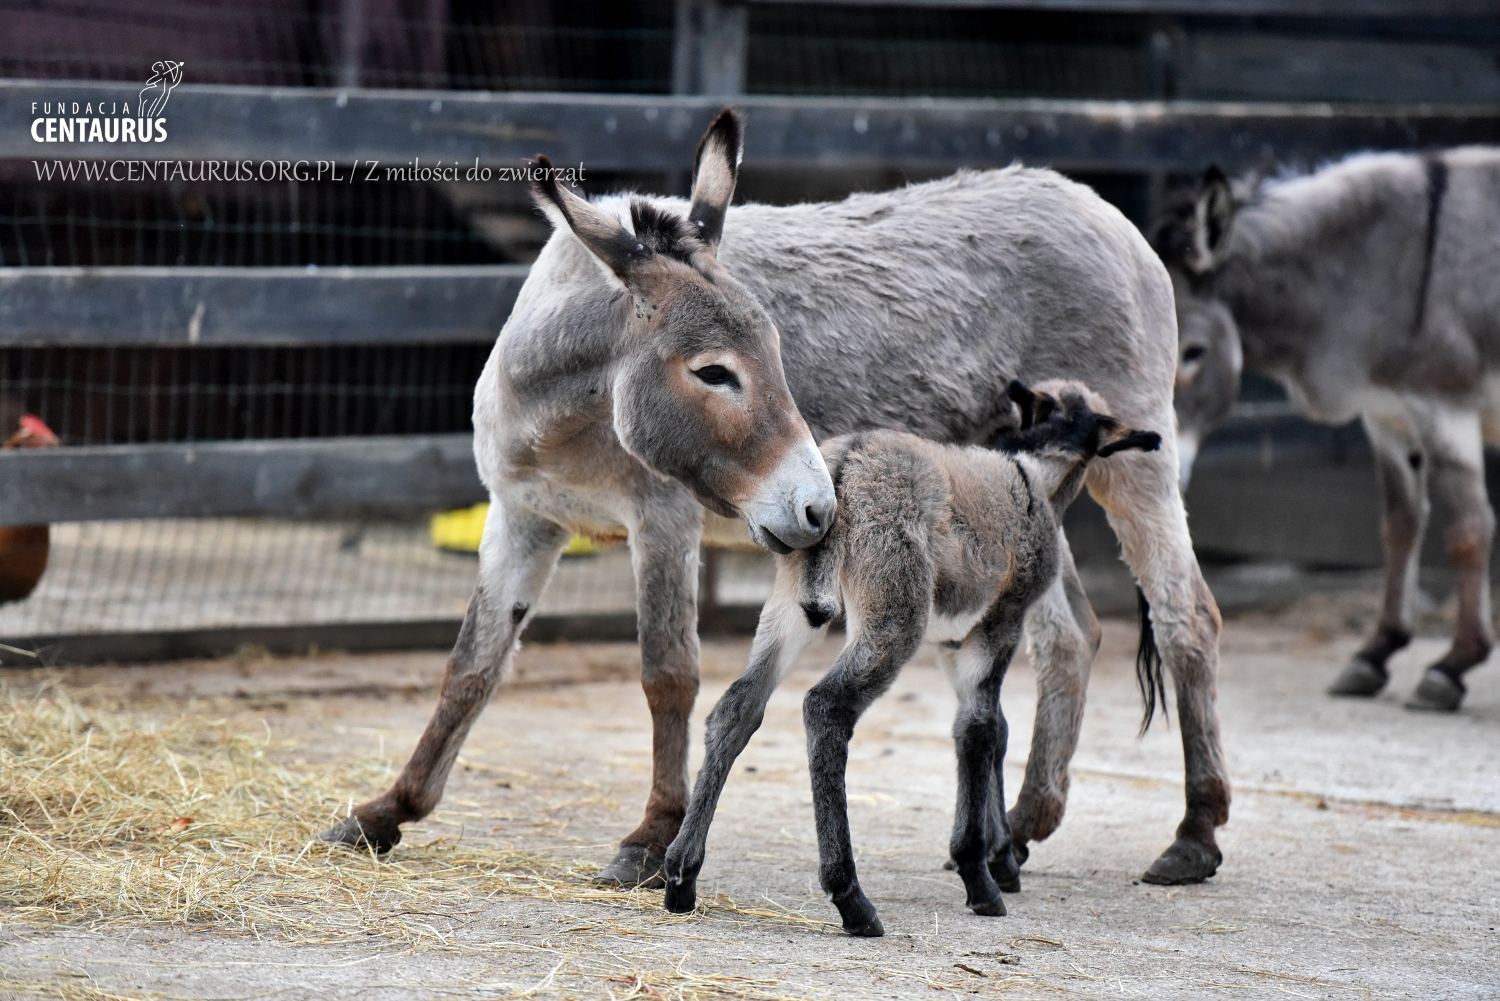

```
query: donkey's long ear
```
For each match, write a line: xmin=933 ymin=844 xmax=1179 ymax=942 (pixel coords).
xmin=688 ymin=107 xmax=744 ymax=250
xmin=1188 ymin=165 xmax=1234 ymax=273
xmin=531 ymin=154 xmax=653 ymax=285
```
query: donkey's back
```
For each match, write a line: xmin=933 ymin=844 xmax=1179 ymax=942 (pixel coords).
xmin=668 ymin=167 xmax=1177 ymax=442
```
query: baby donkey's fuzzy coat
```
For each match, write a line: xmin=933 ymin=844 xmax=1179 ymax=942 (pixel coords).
xmin=662 ymin=380 xmax=1162 ymax=935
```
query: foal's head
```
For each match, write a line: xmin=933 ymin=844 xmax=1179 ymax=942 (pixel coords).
xmin=531 ymin=110 xmax=835 ymax=552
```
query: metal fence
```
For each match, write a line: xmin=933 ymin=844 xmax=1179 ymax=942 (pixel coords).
xmin=3 ymin=0 xmax=1500 ymax=663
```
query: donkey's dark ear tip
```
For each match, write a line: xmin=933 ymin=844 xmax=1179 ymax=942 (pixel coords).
xmin=1202 ymin=164 xmax=1228 ymax=186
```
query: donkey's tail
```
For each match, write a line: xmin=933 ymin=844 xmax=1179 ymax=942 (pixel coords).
xmin=1135 ymin=587 xmax=1168 ymax=735
xmin=797 ymin=535 xmax=844 ymax=630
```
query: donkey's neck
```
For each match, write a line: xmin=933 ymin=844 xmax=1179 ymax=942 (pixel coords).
xmin=1215 ymin=154 xmax=1427 ymax=383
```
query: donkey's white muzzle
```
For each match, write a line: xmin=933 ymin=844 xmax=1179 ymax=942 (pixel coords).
xmin=742 ymin=439 xmax=836 ymax=553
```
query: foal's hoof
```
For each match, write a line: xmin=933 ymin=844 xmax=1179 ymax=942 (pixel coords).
xmin=990 ymin=857 xmax=1022 ymax=895
xmin=1327 ymin=658 xmax=1388 ymax=697
xmin=1141 ymin=837 xmax=1221 ymax=885
xmin=1404 ymin=669 xmax=1465 ymax=712
xmin=317 ymin=814 xmax=400 ymax=854
xmin=663 ymin=878 xmax=698 ymax=914
xmin=968 ymin=895 xmax=1007 ymax=917
xmin=831 ymin=885 xmax=885 ymax=937
xmin=595 ymin=844 xmax=666 ymax=889
xmin=1009 ymin=839 xmax=1029 ymax=867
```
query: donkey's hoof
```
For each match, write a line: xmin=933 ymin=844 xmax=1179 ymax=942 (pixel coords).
xmin=663 ymin=878 xmax=698 ymax=914
xmin=317 ymin=814 xmax=400 ymax=854
xmin=1327 ymin=658 xmax=1388 ymax=697
xmin=1141 ymin=837 xmax=1221 ymax=885
xmin=595 ymin=844 xmax=666 ymax=889
xmin=1404 ymin=669 xmax=1465 ymax=712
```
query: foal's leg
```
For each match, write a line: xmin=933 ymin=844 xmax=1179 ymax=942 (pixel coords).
xmin=320 ymin=501 xmax=569 ymax=850
xmin=805 ymin=602 xmax=926 ymax=937
xmin=1088 ymin=445 xmax=1229 ymax=885
xmin=596 ymin=501 xmax=706 ymax=887
xmin=948 ymin=615 xmax=1026 ymax=917
xmin=1329 ymin=414 xmax=1426 ymax=696
xmin=1008 ymin=531 xmax=1099 ymax=869
xmin=1406 ymin=402 xmax=1494 ymax=711
xmin=663 ymin=577 xmax=826 ymax=912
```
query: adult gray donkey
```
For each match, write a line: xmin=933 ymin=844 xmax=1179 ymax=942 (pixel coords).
xmin=321 ymin=109 xmax=1230 ymax=887
xmin=1160 ymin=147 xmax=1500 ymax=712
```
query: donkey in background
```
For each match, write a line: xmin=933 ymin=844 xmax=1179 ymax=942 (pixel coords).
xmin=323 ymin=108 xmax=1230 ymax=889
xmin=1160 ymin=147 xmax=1500 ymax=711
xmin=662 ymin=382 xmax=1163 ymax=936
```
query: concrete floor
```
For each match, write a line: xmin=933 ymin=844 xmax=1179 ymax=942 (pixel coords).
xmin=2 ymin=611 xmax=1498 ymax=1000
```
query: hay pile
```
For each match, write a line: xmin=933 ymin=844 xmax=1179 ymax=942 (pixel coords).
xmin=0 ymin=679 xmax=823 ymax=948
xmin=0 ymin=680 xmax=1052 ymax=1000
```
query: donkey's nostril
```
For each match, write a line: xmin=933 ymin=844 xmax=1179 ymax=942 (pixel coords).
xmin=804 ymin=505 xmax=821 ymax=531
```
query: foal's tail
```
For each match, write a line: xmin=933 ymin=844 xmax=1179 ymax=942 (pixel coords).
xmin=1135 ymin=587 xmax=1168 ymax=735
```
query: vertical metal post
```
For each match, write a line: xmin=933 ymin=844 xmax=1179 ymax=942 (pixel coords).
xmin=673 ymin=0 xmax=749 ymax=98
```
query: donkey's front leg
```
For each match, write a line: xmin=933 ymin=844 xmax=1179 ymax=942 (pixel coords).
xmin=320 ymin=502 xmax=569 ymax=851
xmin=595 ymin=507 xmax=704 ymax=888
xmin=1329 ymin=415 xmax=1426 ymax=696
xmin=1406 ymin=404 xmax=1494 ymax=712
xmin=1091 ymin=444 xmax=1229 ymax=886
xmin=1008 ymin=531 xmax=1099 ymax=867
xmin=663 ymin=581 xmax=825 ymax=912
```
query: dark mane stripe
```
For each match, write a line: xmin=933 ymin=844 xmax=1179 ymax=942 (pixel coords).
xmin=1412 ymin=154 xmax=1448 ymax=339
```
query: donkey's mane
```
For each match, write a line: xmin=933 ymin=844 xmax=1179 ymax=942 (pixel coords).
xmin=630 ymin=199 xmax=704 ymax=265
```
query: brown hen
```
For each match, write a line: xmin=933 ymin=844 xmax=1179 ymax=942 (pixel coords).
xmin=2 ymin=415 xmax=60 ymax=604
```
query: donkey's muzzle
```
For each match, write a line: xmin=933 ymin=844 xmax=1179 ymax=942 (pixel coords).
xmin=742 ymin=439 xmax=836 ymax=552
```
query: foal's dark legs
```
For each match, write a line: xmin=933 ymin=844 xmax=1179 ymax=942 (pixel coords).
xmin=947 ymin=618 xmax=1026 ymax=917
xmin=804 ymin=605 xmax=925 ymax=937
xmin=662 ymin=591 xmax=823 ymax=912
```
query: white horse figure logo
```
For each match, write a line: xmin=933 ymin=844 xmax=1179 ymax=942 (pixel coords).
xmin=139 ymin=60 xmax=184 ymax=118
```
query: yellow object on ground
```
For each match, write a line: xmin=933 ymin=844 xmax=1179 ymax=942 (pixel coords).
xmin=429 ymin=503 xmax=600 ymax=556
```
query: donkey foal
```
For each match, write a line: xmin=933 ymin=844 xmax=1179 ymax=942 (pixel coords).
xmin=663 ymin=381 xmax=1162 ymax=935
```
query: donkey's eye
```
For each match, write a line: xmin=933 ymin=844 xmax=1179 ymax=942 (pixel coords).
xmin=1182 ymin=345 xmax=1206 ymax=363
xmin=694 ymin=365 xmax=738 ymax=388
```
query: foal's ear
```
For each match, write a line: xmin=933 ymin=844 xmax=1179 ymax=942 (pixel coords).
xmin=530 ymin=154 xmax=653 ymax=284
xmin=1189 ymin=165 xmax=1235 ymax=273
xmin=688 ymin=107 xmax=744 ymax=250
xmin=1005 ymin=380 xmax=1036 ymax=429
xmin=1097 ymin=426 xmax=1163 ymax=458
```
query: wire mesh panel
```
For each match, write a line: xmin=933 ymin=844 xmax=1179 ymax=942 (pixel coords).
xmin=0 ymin=520 xmax=775 ymax=641
xmin=1 ymin=0 xmax=676 ymax=93
xmin=0 ymin=344 xmax=489 ymax=445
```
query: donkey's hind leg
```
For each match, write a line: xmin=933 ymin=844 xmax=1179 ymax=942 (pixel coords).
xmin=1088 ymin=445 xmax=1229 ymax=886
xmin=320 ymin=500 xmax=569 ymax=851
xmin=1008 ymin=530 xmax=1099 ymax=869
xmin=663 ymin=573 xmax=827 ymax=913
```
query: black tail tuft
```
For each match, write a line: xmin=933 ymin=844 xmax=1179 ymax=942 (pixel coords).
xmin=1135 ymin=587 xmax=1168 ymax=735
